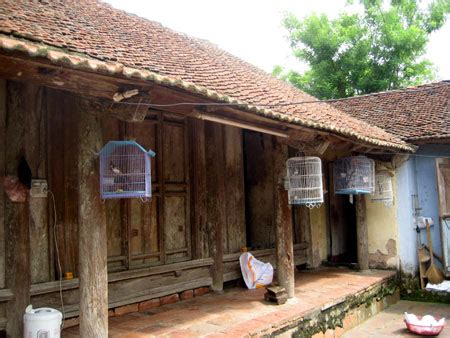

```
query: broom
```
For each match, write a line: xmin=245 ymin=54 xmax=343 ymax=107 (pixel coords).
xmin=425 ymin=219 xmax=444 ymax=285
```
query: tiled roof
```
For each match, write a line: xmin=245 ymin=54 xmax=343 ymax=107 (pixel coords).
xmin=331 ymin=82 xmax=450 ymax=142
xmin=0 ymin=0 xmax=413 ymax=151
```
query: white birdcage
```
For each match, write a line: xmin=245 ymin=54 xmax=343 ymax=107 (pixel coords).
xmin=99 ymin=141 xmax=156 ymax=199
xmin=371 ymin=173 xmax=394 ymax=206
xmin=333 ymin=156 xmax=375 ymax=195
xmin=286 ymin=157 xmax=323 ymax=208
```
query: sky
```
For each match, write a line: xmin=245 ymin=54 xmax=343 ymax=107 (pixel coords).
xmin=104 ymin=0 xmax=450 ymax=80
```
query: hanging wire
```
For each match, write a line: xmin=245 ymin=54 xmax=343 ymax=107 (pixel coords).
xmin=109 ymin=85 xmax=443 ymax=109
xmin=48 ymin=190 xmax=65 ymax=329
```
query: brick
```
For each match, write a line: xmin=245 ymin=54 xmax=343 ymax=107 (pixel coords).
xmin=324 ymin=329 xmax=335 ymax=338
xmin=194 ymin=287 xmax=210 ymax=297
xmin=160 ymin=293 xmax=179 ymax=305
xmin=114 ymin=303 xmax=138 ymax=316
xmin=334 ymin=326 xmax=345 ymax=337
xmin=180 ymin=289 xmax=194 ymax=300
xmin=139 ymin=298 xmax=160 ymax=312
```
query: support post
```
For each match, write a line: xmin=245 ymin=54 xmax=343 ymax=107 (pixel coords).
xmin=190 ymin=118 xmax=208 ymax=259
xmin=25 ymin=84 xmax=50 ymax=284
xmin=5 ymin=81 xmax=31 ymax=338
xmin=273 ymin=137 xmax=295 ymax=298
xmin=78 ymin=109 xmax=108 ymax=337
xmin=0 ymin=79 xmax=5 ymax=290
xmin=355 ymin=194 xmax=369 ymax=271
xmin=204 ymin=121 xmax=225 ymax=292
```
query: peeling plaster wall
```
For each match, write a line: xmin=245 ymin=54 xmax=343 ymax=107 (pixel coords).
xmin=415 ymin=145 xmax=450 ymax=265
xmin=366 ymin=174 xmax=399 ymax=269
xmin=395 ymin=145 xmax=450 ymax=275
xmin=310 ymin=205 xmax=328 ymax=267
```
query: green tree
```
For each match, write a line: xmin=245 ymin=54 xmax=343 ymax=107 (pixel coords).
xmin=275 ymin=0 xmax=450 ymax=99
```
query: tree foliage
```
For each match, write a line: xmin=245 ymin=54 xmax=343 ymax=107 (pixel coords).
xmin=275 ymin=0 xmax=449 ymax=99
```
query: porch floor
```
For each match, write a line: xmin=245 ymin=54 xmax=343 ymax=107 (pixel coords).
xmin=62 ymin=268 xmax=396 ymax=337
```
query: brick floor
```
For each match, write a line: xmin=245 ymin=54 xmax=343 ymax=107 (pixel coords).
xmin=342 ymin=300 xmax=450 ymax=338
xmin=62 ymin=268 xmax=395 ymax=338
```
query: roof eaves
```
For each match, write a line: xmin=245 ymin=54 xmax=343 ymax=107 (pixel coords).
xmin=0 ymin=34 xmax=416 ymax=152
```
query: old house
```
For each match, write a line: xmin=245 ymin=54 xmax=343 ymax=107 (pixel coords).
xmin=0 ymin=1 xmax=417 ymax=337
xmin=332 ymin=81 xmax=450 ymax=279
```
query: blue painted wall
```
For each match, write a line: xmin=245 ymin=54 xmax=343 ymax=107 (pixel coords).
xmin=396 ymin=144 xmax=450 ymax=275
xmin=415 ymin=145 xmax=450 ymax=259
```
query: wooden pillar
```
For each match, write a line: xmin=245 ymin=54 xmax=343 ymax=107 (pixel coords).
xmin=78 ymin=109 xmax=108 ymax=337
xmin=190 ymin=119 xmax=209 ymax=259
xmin=24 ymin=84 xmax=50 ymax=284
xmin=204 ymin=121 xmax=225 ymax=292
xmin=5 ymin=81 xmax=31 ymax=338
xmin=272 ymin=137 xmax=295 ymax=298
xmin=355 ymin=194 xmax=369 ymax=271
xmin=0 ymin=80 xmax=5 ymax=290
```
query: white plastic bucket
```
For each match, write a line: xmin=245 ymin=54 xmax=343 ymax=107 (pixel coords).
xmin=24 ymin=305 xmax=62 ymax=338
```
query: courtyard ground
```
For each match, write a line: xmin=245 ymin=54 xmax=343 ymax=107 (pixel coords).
xmin=343 ymin=300 xmax=450 ymax=338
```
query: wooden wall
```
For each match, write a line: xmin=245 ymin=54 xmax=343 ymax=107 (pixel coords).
xmin=244 ymin=131 xmax=276 ymax=249
xmin=0 ymin=80 xmax=309 ymax=329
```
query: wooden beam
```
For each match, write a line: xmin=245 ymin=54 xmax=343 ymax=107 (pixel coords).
xmin=5 ymin=81 xmax=31 ymax=338
xmin=78 ymin=109 xmax=108 ymax=337
xmin=355 ymin=195 xmax=369 ymax=271
xmin=79 ymin=97 xmax=149 ymax=122
xmin=272 ymin=137 xmax=295 ymax=298
xmin=204 ymin=121 xmax=225 ymax=292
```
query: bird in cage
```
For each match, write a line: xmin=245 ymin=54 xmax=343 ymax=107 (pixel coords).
xmin=110 ymin=162 xmax=122 ymax=175
xmin=109 ymin=161 xmax=127 ymax=193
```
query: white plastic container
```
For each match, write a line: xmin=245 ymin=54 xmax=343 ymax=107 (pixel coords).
xmin=24 ymin=305 xmax=62 ymax=338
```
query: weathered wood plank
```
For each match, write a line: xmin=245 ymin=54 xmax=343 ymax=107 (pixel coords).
xmin=63 ymin=93 xmax=80 ymax=278
xmin=46 ymin=88 xmax=64 ymax=280
xmin=272 ymin=137 xmax=295 ymax=298
xmin=29 ymin=258 xmax=214 ymax=297
xmin=100 ymin=117 xmax=124 ymax=267
xmin=25 ymin=84 xmax=50 ymax=284
xmin=127 ymin=122 xmax=159 ymax=266
xmin=163 ymin=120 xmax=191 ymax=263
xmin=190 ymin=118 xmax=209 ymax=259
xmin=244 ymin=131 xmax=275 ymax=249
xmin=205 ymin=121 xmax=225 ymax=292
xmin=224 ymin=126 xmax=246 ymax=254
xmin=293 ymin=206 xmax=312 ymax=266
xmin=5 ymin=81 xmax=31 ymax=338
xmin=355 ymin=194 xmax=369 ymax=271
xmin=78 ymin=108 xmax=108 ymax=337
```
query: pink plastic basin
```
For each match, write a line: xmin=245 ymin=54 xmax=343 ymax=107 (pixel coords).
xmin=404 ymin=317 xmax=445 ymax=336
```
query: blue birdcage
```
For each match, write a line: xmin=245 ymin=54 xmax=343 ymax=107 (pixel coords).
xmin=333 ymin=156 xmax=375 ymax=195
xmin=99 ymin=141 xmax=156 ymax=199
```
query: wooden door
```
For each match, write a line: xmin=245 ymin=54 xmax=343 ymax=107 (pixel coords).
xmin=328 ymin=163 xmax=357 ymax=263
xmin=125 ymin=112 xmax=191 ymax=268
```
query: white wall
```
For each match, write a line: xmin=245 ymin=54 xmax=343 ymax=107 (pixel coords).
xmin=396 ymin=159 xmax=418 ymax=275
